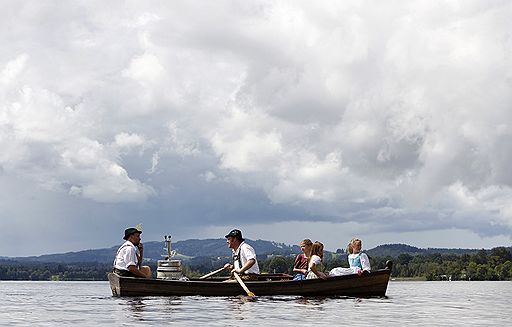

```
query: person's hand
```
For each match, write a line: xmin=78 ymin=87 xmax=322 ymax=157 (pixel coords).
xmin=223 ymin=263 xmax=233 ymax=270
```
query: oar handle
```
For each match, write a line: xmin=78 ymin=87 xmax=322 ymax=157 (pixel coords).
xmin=233 ymin=272 xmax=255 ymax=297
xmin=199 ymin=267 xmax=226 ymax=279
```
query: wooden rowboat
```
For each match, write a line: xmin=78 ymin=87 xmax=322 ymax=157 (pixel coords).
xmin=108 ymin=261 xmax=392 ymax=297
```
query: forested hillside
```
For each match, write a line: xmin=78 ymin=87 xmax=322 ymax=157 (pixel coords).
xmin=2 ymin=241 xmax=511 ymax=281
xmin=12 ymin=238 xmax=301 ymax=263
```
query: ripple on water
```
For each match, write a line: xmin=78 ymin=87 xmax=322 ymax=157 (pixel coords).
xmin=0 ymin=281 xmax=510 ymax=326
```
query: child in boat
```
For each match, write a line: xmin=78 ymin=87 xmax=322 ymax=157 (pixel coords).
xmin=329 ymin=238 xmax=371 ymax=276
xmin=348 ymin=238 xmax=371 ymax=274
xmin=306 ymin=241 xmax=328 ymax=280
xmin=293 ymin=239 xmax=312 ymax=280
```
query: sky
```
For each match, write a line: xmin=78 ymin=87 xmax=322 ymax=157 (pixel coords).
xmin=1 ymin=0 xmax=512 ymax=256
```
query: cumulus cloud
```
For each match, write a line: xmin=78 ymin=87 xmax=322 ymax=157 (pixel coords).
xmin=0 ymin=56 xmax=154 ymax=203
xmin=114 ymin=132 xmax=146 ymax=151
xmin=1 ymin=0 xmax=512 ymax=255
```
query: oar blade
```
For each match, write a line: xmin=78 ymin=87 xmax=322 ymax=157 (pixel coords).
xmin=233 ymin=272 xmax=256 ymax=297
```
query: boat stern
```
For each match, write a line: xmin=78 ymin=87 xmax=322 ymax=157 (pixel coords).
xmin=108 ymin=273 xmax=121 ymax=297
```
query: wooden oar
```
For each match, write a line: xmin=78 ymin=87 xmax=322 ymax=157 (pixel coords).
xmin=199 ymin=267 xmax=225 ymax=279
xmin=233 ymin=272 xmax=255 ymax=297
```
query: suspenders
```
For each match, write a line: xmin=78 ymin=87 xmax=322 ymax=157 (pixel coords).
xmin=232 ymin=243 xmax=245 ymax=270
xmin=113 ymin=243 xmax=137 ymax=268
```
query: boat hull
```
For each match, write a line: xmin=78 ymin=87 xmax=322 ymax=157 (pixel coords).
xmin=108 ymin=263 xmax=392 ymax=297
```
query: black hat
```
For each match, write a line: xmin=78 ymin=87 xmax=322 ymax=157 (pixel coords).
xmin=225 ymin=229 xmax=244 ymax=241
xmin=123 ymin=227 xmax=142 ymax=240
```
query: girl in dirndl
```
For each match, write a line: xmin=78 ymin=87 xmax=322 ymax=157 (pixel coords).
xmin=306 ymin=241 xmax=327 ymax=280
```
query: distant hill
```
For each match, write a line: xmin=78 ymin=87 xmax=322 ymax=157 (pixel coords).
xmin=10 ymin=238 xmax=301 ymax=264
xmin=366 ymin=244 xmax=427 ymax=257
xmin=366 ymin=243 xmax=482 ymax=258
xmin=7 ymin=240 xmax=499 ymax=265
xmin=12 ymin=247 xmax=120 ymax=264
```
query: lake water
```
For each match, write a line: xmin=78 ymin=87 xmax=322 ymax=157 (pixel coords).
xmin=1 ymin=280 xmax=510 ymax=326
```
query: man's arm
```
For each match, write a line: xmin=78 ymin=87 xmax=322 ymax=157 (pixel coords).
xmin=128 ymin=265 xmax=150 ymax=278
xmin=137 ymin=243 xmax=144 ymax=269
xmin=234 ymin=258 xmax=255 ymax=274
xmin=128 ymin=266 xmax=151 ymax=278
xmin=123 ymin=245 xmax=150 ymax=278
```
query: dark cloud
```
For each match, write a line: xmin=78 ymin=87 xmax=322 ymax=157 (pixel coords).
xmin=1 ymin=1 xmax=512 ymax=255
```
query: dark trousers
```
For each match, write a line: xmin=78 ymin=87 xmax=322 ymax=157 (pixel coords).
xmin=113 ymin=268 xmax=137 ymax=277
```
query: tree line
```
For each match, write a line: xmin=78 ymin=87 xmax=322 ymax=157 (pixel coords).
xmin=1 ymin=246 xmax=511 ymax=281
xmin=0 ymin=261 xmax=112 ymax=281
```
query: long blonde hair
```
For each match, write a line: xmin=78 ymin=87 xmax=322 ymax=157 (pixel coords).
xmin=309 ymin=241 xmax=324 ymax=262
xmin=346 ymin=242 xmax=353 ymax=254
xmin=349 ymin=238 xmax=362 ymax=254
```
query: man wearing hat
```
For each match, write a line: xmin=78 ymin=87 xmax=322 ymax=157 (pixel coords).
xmin=113 ymin=227 xmax=152 ymax=278
xmin=223 ymin=229 xmax=260 ymax=278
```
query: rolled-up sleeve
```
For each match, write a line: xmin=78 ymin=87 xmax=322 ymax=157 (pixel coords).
xmin=120 ymin=247 xmax=138 ymax=268
xmin=241 ymin=244 xmax=256 ymax=261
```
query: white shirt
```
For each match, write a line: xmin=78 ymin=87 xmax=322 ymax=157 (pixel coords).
xmin=306 ymin=255 xmax=322 ymax=279
xmin=233 ymin=242 xmax=260 ymax=274
xmin=349 ymin=252 xmax=371 ymax=272
xmin=113 ymin=241 xmax=139 ymax=271
xmin=308 ymin=255 xmax=322 ymax=270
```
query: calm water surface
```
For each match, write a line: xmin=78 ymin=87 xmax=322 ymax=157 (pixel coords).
xmin=1 ymin=280 xmax=510 ymax=326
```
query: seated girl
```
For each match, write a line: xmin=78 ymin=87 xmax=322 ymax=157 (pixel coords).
xmin=329 ymin=238 xmax=371 ymax=277
xmin=293 ymin=239 xmax=312 ymax=280
xmin=306 ymin=241 xmax=328 ymax=280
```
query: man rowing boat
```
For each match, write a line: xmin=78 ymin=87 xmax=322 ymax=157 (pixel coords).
xmin=223 ymin=229 xmax=260 ymax=279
